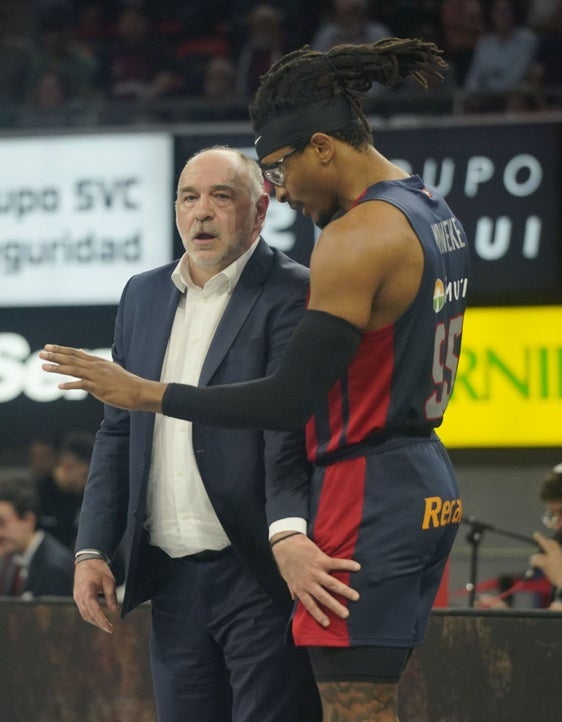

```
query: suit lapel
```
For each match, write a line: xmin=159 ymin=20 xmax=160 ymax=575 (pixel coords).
xmin=141 ymin=270 xmax=181 ymax=381
xmin=199 ymin=239 xmax=274 ymax=386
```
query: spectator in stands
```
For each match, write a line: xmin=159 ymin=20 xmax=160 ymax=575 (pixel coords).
xmin=27 ymin=436 xmax=58 ymax=484
xmin=531 ymin=532 xmax=562 ymax=609
xmin=374 ymin=0 xmax=440 ymax=40
xmin=311 ymin=0 xmax=392 ymax=104
xmin=37 ymin=430 xmax=94 ymax=550
xmin=182 ymin=55 xmax=248 ymax=122
xmin=0 ymin=30 xmax=34 ymax=123
xmin=530 ymin=463 xmax=562 ymax=609
xmin=227 ymin=0 xmax=322 ymax=56
xmin=463 ymin=0 xmax=537 ymax=111
xmin=96 ymin=2 xmax=182 ymax=104
xmin=476 ymin=463 xmax=562 ymax=609
xmin=0 ymin=472 xmax=74 ymax=597
xmin=526 ymin=0 xmax=561 ymax=29
xmin=235 ymin=4 xmax=287 ymax=98
xmin=74 ymin=0 xmax=116 ymax=57
xmin=25 ymin=1 xmax=99 ymax=106
xmin=439 ymin=0 xmax=484 ymax=86
xmin=202 ymin=56 xmax=239 ymax=102
xmin=528 ymin=0 xmax=562 ymax=109
xmin=19 ymin=66 xmax=99 ymax=127
xmin=311 ymin=0 xmax=390 ymax=53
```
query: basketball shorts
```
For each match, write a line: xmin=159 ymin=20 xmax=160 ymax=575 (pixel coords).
xmin=292 ymin=434 xmax=461 ymax=648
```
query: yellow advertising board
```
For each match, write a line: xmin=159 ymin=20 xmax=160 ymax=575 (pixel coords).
xmin=438 ymin=306 xmax=562 ymax=448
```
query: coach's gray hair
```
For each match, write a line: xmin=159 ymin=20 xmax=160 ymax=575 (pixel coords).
xmin=187 ymin=146 xmax=265 ymax=202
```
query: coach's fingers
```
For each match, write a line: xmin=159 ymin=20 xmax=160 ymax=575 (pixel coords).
xmin=319 ymin=571 xmax=360 ymax=602
xmin=296 ymin=591 xmax=331 ymax=628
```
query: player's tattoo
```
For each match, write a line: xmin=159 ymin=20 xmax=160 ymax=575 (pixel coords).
xmin=317 ymin=681 xmax=398 ymax=721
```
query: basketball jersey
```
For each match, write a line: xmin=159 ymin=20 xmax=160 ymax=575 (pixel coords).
xmin=305 ymin=175 xmax=470 ymax=464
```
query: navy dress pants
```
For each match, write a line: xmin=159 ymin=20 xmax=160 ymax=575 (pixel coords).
xmin=149 ymin=546 xmax=321 ymax=722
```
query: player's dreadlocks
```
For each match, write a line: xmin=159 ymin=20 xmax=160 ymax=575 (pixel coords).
xmin=250 ymin=38 xmax=447 ymax=157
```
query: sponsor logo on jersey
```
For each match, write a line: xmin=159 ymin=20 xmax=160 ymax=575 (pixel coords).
xmin=422 ymin=496 xmax=463 ymax=529
xmin=433 ymin=278 xmax=445 ymax=312
xmin=445 ymin=277 xmax=469 ymax=302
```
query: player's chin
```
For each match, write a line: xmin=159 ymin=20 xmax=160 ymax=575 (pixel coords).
xmin=315 ymin=210 xmax=333 ymax=229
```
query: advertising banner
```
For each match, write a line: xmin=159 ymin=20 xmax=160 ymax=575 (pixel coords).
xmin=439 ymin=306 xmax=562 ymax=447
xmin=0 ymin=132 xmax=174 ymax=306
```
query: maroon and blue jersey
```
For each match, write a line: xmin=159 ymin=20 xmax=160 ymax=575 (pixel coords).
xmin=305 ymin=175 xmax=470 ymax=464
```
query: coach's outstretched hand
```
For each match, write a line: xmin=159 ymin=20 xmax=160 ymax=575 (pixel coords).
xmin=40 ymin=344 xmax=165 ymax=412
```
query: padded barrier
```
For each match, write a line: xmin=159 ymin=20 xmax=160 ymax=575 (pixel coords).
xmin=1 ymin=600 xmax=560 ymax=722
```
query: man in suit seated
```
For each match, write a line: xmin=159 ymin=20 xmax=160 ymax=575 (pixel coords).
xmin=0 ymin=472 xmax=74 ymax=597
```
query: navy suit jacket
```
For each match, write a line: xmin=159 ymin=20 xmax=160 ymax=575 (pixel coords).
xmin=25 ymin=532 xmax=74 ymax=597
xmin=76 ymin=240 xmax=311 ymax=616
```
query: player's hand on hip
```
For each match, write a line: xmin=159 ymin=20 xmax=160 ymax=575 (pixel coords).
xmin=271 ymin=533 xmax=360 ymax=628
xmin=74 ymin=559 xmax=119 ymax=634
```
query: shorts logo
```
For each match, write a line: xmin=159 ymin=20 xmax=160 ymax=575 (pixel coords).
xmin=422 ymin=496 xmax=463 ymax=529
xmin=433 ymin=279 xmax=445 ymax=313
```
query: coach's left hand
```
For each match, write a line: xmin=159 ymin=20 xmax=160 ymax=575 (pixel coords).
xmin=270 ymin=532 xmax=360 ymax=627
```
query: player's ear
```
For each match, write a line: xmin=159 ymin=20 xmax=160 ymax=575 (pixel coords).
xmin=309 ymin=133 xmax=335 ymax=164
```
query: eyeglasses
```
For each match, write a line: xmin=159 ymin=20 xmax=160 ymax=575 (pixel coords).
xmin=261 ymin=147 xmax=300 ymax=187
xmin=541 ymin=509 xmax=562 ymax=530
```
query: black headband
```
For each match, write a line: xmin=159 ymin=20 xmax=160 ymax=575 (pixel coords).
xmin=254 ymin=96 xmax=357 ymax=160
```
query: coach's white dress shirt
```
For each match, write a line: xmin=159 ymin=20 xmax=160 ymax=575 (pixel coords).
xmin=145 ymin=240 xmax=259 ymax=557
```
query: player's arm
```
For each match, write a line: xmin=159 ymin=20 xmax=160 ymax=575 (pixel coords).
xmin=41 ymin=307 xmax=360 ymax=430
xmin=308 ymin=200 xmax=424 ymax=330
xmin=40 ymin=205 xmax=419 ymax=430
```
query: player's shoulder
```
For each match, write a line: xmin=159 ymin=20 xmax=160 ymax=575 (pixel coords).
xmin=320 ymin=199 xmax=408 ymax=252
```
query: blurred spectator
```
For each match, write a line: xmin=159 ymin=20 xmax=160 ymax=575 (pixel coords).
xmin=96 ymin=2 xmax=182 ymax=103
xmin=463 ymin=0 xmax=537 ymax=111
xmin=528 ymin=0 xmax=562 ymax=109
xmin=173 ymin=55 xmax=247 ymax=122
xmin=526 ymin=0 xmax=561 ymax=29
xmin=27 ymin=436 xmax=58 ymax=483
xmin=310 ymin=0 xmax=392 ymax=105
xmin=311 ymin=0 xmax=391 ymax=52
xmin=74 ymin=0 xmax=116 ymax=56
xmin=202 ymin=56 xmax=239 ymax=102
xmin=376 ymin=0 xmax=440 ymax=39
xmin=227 ymin=0 xmax=322 ymax=55
xmin=37 ymin=430 xmax=94 ymax=549
xmin=439 ymin=0 xmax=484 ymax=86
xmin=475 ymin=463 xmax=562 ymax=609
xmin=537 ymin=463 xmax=562 ymax=544
xmin=235 ymin=4 xmax=287 ymax=98
xmin=19 ymin=66 xmax=98 ymax=127
xmin=0 ymin=33 xmax=34 ymax=122
xmin=0 ymin=472 xmax=74 ymax=597
xmin=530 ymin=532 xmax=562 ymax=610
xmin=175 ymin=0 xmax=231 ymax=40
xmin=25 ymin=1 xmax=99 ymax=105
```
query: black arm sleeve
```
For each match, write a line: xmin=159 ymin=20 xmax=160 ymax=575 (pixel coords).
xmin=162 ymin=310 xmax=361 ymax=431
